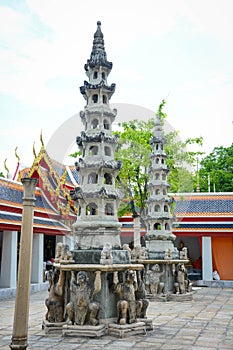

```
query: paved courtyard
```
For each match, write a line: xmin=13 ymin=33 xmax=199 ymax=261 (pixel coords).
xmin=0 ymin=287 xmax=232 ymax=350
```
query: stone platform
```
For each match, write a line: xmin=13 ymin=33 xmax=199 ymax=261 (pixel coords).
xmin=42 ymin=320 xmax=66 ymax=334
xmin=108 ymin=321 xmax=146 ymax=338
xmin=62 ymin=324 xmax=107 ymax=337
xmin=1 ymin=288 xmax=233 ymax=349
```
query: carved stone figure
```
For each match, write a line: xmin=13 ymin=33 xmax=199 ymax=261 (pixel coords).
xmin=54 ymin=243 xmax=73 ymax=263
xmin=66 ymin=271 xmax=101 ymax=326
xmin=133 ymin=245 xmax=148 ymax=260
xmin=45 ymin=268 xmax=65 ymax=323
xmin=164 ymin=248 xmax=172 ymax=260
xmin=173 ymin=263 xmax=190 ymax=294
xmin=54 ymin=242 xmax=63 ymax=262
xmin=135 ymin=270 xmax=149 ymax=318
xmin=179 ymin=247 xmax=188 ymax=260
xmin=100 ymin=242 xmax=113 ymax=264
xmin=148 ymin=264 xmax=165 ymax=295
xmin=113 ymin=270 xmax=142 ymax=325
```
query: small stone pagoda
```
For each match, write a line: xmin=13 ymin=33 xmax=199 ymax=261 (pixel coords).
xmin=43 ymin=22 xmax=151 ymax=338
xmin=141 ymin=115 xmax=192 ymax=300
xmin=143 ymin=114 xmax=177 ymax=258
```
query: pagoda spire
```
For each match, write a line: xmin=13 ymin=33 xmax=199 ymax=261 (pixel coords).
xmin=85 ymin=21 xmax=112 ymax=71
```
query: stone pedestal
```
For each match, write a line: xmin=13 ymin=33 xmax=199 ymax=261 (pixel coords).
xmin=108 ymin=322 xmax=146 ymax=338
xmin=62 ymin=324 xmax=107 ymax=337
xmin=42 ymin=320 xmax=67 ymax=334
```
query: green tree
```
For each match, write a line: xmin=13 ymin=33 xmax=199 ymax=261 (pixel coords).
xmin=114 ymin=101 xmax=203 ymax=216
xmin=0 ymin=172 xmax=5 ymax=178
xmin=199 ymin=144 xmax=233 ymax=192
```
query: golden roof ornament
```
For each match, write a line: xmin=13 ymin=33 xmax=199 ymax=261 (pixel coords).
xmin=4 ymin=158 xmax=9 ymax=179
xmin=32 ymin=142 xmax=37 ymax=158
xmin=40 ymin=129 xmax=44 ymax=148
xmin=15 ymin=147 xmax=20 ymax=163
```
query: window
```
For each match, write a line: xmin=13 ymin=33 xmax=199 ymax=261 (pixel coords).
xmin=155 ymin=173 xmax=160 ymax=180
xmin=153 ymin=223 xmax=161 ymax=230
xmin=165 ymin=223 xmax=170 ymax=230
xmin=156 ymin=158 xmax=159 ymax=164
xmin=88 ymin=173 xmax=98 ymax=184
xmin=163 ymin=189 xmax=167 ymax=195
xmin=86 ymin=203 xmax=98 ymax=215
xmin=155 ymin=189 xmax=160 ymax=195
xmin=164 ymin=205 xmax=169 ymax=212
xmin=154 ymin=205 xmax=160 ymax=212
xmin=92 ymin=94 xmax=98 ymax=103
xmin=104 ymin=173 xmax=112 ymax=185
xmin=102 ymin=72 xmax=106 ymax=80
xmin=105 ymin=203 xmax=114 ymax=216
xmin=91 ymin=119 xmax=99 ymax=129
xmin=93 ymin=71 xmax=98 ymax=79
xmin=89 ymin=146 xmax=98 ymax=155
xmin=103 ymin=119 xmax=110 ymax=130
xmin=102 ymin=95 xmax=107 ymax=104
xmin=156 ymin=144 xmax=159 ymax=150
xmin=104 ymin=146 xmax=111 ymax=156
xmin=162 ymin=174 xmax=166 ymax=180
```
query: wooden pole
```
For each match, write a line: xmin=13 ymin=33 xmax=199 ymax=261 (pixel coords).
xmin=10 ymin=178 xmax=38 ymax=350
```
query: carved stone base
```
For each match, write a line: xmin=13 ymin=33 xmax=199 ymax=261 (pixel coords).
xmin=137 ymin=318 xmax=153 ymax=331
xmin=147 ymin=293 xmax=168 ymax=302
xmin=108 ymin=321 xmax=146 ymax=338
xmin=167 ymin=291 xmax=194 ymax=301
xmin=62 ymin=324 xmax=107 ymax=337
xmin=42 ymin=320 xmax=67 ymax=334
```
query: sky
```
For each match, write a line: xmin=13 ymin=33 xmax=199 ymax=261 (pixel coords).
xmin=0 ymin=0 xmax=233 ymax=177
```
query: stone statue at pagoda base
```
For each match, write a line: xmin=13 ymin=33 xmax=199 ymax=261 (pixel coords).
xmin=66 ymin=271 xmax=101 ymax=326
xmin=173 ymin=263 xmax=191 ymax=294
xmin=148 ymin=264 xmax=165 ymax=296
xmin=43 ymin=268 xmax=67 ymax=334
xmin=113 ymin=270 xmax=140 ymax=325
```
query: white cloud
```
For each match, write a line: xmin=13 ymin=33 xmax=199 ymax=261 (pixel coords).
xmin=181 ymin=0 xmax=233 ymax=40
xmin=0 ymin=0 xmax=232 ymax=169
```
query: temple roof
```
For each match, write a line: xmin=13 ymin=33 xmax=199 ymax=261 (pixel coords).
xmin=17 ymin=144 xmax=79 ymax=217
xmin=173 ymin=193 xmax=233 ymax=237
xmin=0 ymin=178 xmax=71 ymax=235
xmin=174 ymin=193 xmax=233 ymax=216
xmin=84 ymin=21 xmax=112 ymax=70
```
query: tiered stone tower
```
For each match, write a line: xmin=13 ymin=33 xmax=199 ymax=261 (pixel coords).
xmin=143 ymin=115 xmax=178 ymax=259
xmin=73 ymin=21 xmax=122 ymax=250
xmin=140 ymin=115 xmax=192 ymax=300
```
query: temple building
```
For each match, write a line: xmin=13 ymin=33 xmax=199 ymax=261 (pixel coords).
xmin=0 ymin=142 xmax=78 ymax=293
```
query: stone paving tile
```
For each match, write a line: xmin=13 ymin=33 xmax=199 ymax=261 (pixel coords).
xmin=0 ymin=288 xmax=232 ymax=349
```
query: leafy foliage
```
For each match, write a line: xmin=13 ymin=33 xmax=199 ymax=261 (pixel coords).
xmin=114 ymin=101 xmax=203 ymax=216
xmin=199 ymin=144 xmax=233 ymax=192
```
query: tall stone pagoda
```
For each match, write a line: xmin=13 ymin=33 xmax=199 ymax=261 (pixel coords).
xmin=73 ymin=21 xmax=122 ymax=250
xmin=44 ymin=22 xmax=149 ymax=335
xmin=143 ymin=114 xmax=178 ymax=259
